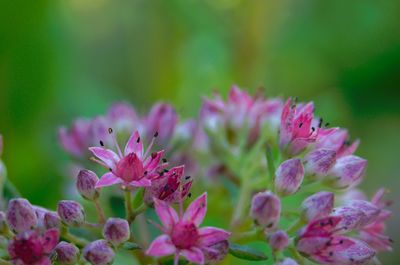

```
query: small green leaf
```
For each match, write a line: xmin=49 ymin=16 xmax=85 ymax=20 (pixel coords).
xmin=132 ymin=188 xmax=144 ymax=209
xmin=122 ymin=242 xmax=141 ymax=251
xmin=229 ymin=243 xmax=268 ymax=261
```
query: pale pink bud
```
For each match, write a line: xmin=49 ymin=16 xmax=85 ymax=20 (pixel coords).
xmin=44 ymin=212 xmax=61 ymax=230
xmin=203 ymin=240 xmax=229 ymax=265
xmin=345 ymin=200 xmax=380 ymax=227
xmin=250 ymin=191 xmax=281 ymax=229
xmin=83 ymin=239 xmax=115 ymax=265
xmin=54 ymin=241 xmax=80 ymax=265
xmin=76 ymin=169 xmax=99 ymax=200
xmin=0 ymin=211 xmax=8 ymax=234
xmin=102 ymin=218 xmax=130 ymax=246
xmin=6 ymin=198 xmax=38 ymax=233
xmin=275 ymin=158 xmax=304 ymax=195
xmin=57 ymin=200 xmax=85 ymax=227
xmin=145 ymin=103 xmax=177 ymax=142
xmin=268 ymin=230 xmax=289 ymax=251
xmin=301 ymin=192 xmax=334 ymax=221
xmin=327 ymin=155 xmax=367 ymax=189
xmin=304 ymin=149 xmax=336 ymax=178
xmin=275 ymin=258 xmax=299 ymax=265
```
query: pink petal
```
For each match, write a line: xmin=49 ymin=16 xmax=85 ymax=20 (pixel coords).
xmin=181 ymin=247 xmax=205 ymax=265
xmin=129 ymin=178 xmax=152 ymax=187
xmin=89 ymin=147 xmax=120 ymax=168
xmin=146 ymin=235 xmax=176 ymax=257
xmin=35 ymin=257 xmax=51 ymax=265
xmin=183 ymin=193 xmax=207 ymax=226
xmin=144 ymin=150 xmax=165 ymax=171
xmin=197 ymin=227 xmax=231 ymax=246
xmin=42 ymin=228 xmax=59 ymax=253
xmin=154 ymin=198 xmax=179 ymax=231
xmin=124 ymin=131 xmax=143 ymax=158
xmin=96 ymin=172 xmax=123 ymax=188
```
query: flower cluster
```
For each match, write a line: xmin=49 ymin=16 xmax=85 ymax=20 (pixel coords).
xmin=0 ymin=86 xmax=393 ymax=265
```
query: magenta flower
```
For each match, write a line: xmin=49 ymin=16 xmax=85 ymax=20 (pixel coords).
xmin=8 ymin=228 xmax=59 ymax=265
xmin=90 ymin=130 xmax=166 ymax=189
xmin=143 ymin=165 xmax=192 ymax=204
xmin=146 ymin=193 xmax=230 ymax=265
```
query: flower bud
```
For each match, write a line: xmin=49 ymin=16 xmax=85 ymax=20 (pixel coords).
xmin=304 ymin=149 xmax=336 ymax=178
xmin=0 ymin=211 xmax=8 ymax=234
xmin=83 ymin=240 xmax=115 ymax=265
xmin=44 ymin=212 xmax=61 ymax=230
xmin=345 ymin=200 xmax=380 ymax=227
xmin=250 ymin=191 xmax=281 ymax=229
xmin=203 ymin=240 xmax=229 ymax=264
xmin=76 ymin=169 xmax=99 ymax=200
xmin=57 ymin=200 xmax=85 ymax=227
xmin=6 ymin=198 xmax=38 ymax=233
xmin=275 ymin=158 xmax=304 ymax=195
xmin=327 ymin=155 xmax=367 ymax=189
xmin=275 ymin=258 xmax=299 ymax=265
xmin=268 ymin=230 xmax=289 ymax=251
xmin=102 ymin=218 xmax=130 ymax=246
xmin=54 ymin=241 xmax=80 ymax=265
xmin=145 ymin=103 xmax=177 ymax=142
xmin=301 ymin=191 xmax=334 ymax=221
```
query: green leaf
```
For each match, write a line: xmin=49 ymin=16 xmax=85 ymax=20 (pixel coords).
xmin=132 ymin=187 xmax=144 ymax=209
xmin=229 ymin=243 xmax=268 ymax=261
xmin=122 ymin=242 xmax=141 ymax=251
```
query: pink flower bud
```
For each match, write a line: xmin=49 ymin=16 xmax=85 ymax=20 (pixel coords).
xmin=0 ymin=211 xmax=8 ymax=234
xmin=327 ymin=155 xmax=367 ymax=189
xmin=102 ymin=218 xmax=130 ymax=246
xmin=275 ymin=158 xmax=304 ymax=195
xmin=44 ymin=212 xmax=61 ymax=230
xmin=76 ymin=169 xmax=99 ymax=200
xmin=250 ymin=191 xmax=281 ymax=229
xmin=268 ymin=230 xmax=289 ymax=251
xmin=203 ymin=240 xmax=229 ymax=264
xmin=304 ymin=149 xmax=336 ymax=178
xmin=301 ymin=192 xmax=334 ymax=221
xmin=83 ymin=239 xmax=115 ymax=265
xmin=54 ymin=241 xmax=80 ymax=265
xmin=107 ymin=102 xmax=138 ymax=133
xmin=145 ymin=103 xmax=177 ymax=142
xmin=6 ymin=198 xmax=38 ymax=233
xmin=57 ymin=200 xmax=85 ymax=227
xmin=275 ymin=258 xmax=299 ymax=265
xmin=344 ymin=200 xmax=380 ymax=227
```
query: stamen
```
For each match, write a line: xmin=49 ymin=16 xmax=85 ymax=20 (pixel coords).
xmin=108 ymin=127 xmax=123 ymax=158
xmin=136 ymin=137 xmax=140 ymax=143
xmin=90 ymin=157 xmax=110 ymax=169
xmin=162 ymin=158 xmax=167 ymax=163
xmin=154 ymin=131 xmax=159 ymax=138
xmin=143 ymin=133 xmax=158 ymax=158
xmin=99 ymin=140 xmax=104 ymax=146
xmin=318 ymin=118 xmax=323 ymax=128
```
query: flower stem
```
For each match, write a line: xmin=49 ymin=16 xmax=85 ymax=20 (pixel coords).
xmin=124 ymin=190 xmax=134 ymax=223
xmin=230 ymin=182 xmax=250 ymax=228
xmin=286 ymin=218 xmax=305 ymax=235
xmin=93 ymin=198 xmax=106 ymax=224
xmin=61 ymin=226 xmax=89 ymax=247
xmin=288 ymin=245 xmax=306 ymax=265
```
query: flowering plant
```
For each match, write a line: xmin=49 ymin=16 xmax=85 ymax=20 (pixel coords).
xmin=0 ymin=86 xmax=392 ymax=265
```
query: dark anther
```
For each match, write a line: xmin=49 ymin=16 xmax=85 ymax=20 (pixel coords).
xmin=299 ymin=122 xmax=303 ymax=128
xmin=185 ymin=176 xmax=191 ymax=180
xmin=311 ymin=127 xmax=315 ymax=132
xmin=162 ymin=158 xmax=167 ymax=163
xmin=188 ymin=193 xmax=192 ymax=198
xmin=108 ymin=128 xmax=113 ymax=134
xmin=144 ymin=171 xmax=148 ymax=175
xmin=154 ymin=131 xmax=159 ymax=137
xmin=100 ymin=140 xmax=104 ymax=146
xmin=151 ymin=152 xmax=157 ymax=159
xmin=318 ymin=118 xmax=323 ymax=128
xmin=109 ymin=168 xmax=113 ymax=172
xmin=325 ymin=122 xmax=330 ymax=127
xmin=163 ymin=169 xmax=169 ymax=173
xmin=137 ymin=137 xmax=140 ymax=143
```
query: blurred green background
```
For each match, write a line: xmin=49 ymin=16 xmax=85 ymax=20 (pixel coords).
xmin=0 ymin=0 xmax=399 ymax=263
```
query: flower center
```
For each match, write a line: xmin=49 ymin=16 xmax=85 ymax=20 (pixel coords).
xmin=171 ymin=222 xmax=199 ymax=249
xmin=115 ymin=153 xmax=144 ymax=182
xmin=12 ymin=237 xmax=44 ymax=263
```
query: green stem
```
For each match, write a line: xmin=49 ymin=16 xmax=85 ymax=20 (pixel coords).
xmin=124 ymin=190 xmax=134 ymax=223
xmin=61 ymin=227 xmax=89 ymax=247
xmin=286 ymin=218 xmax=305 ymax=235
xmin=132 ymin=203 xmax=147 ymax=217
xmin=288 ymin=245 xmax=306 ymax=265
xmin=266 ymin=143 xmax=276 ymax=191
xmin=0 ymin=258 xmax=12 ymax=265
xmin=93 ymin=198 xmax=106 ymax=224
xmin=231 ymin=228 xmax=263 ymax=242
xmin=230 ymin=182 xmax=250 ymax=228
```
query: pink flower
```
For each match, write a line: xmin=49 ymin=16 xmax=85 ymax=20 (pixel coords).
xmin=144 ymin=103 xmax=178 ymax=143
xmin=280 ymin=98 xmax=324 ymax=155
xmin=358 ymin=188 xmax=393 ymax=252
xmin=316 ymin=128 xmax=359 ymax=158
xmin=90 ymin=130 xmax=166 ymax=189
xmin=8 ymin=228 xmax=59 ymax=265
xmin=106 ymin=102 xmax=138 ymax=133
xmin=146 ymin=193 xmax=230 ymax=265
xmin=143 ymin=165 xmax=192 ymax=204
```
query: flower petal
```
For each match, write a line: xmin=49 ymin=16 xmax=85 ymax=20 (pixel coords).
xmin=154 ymin=198 xmax=179 ymax=231
xmin=146 ymin=235 xmax=176 ymax=257
xmin=181 ymin=247 xmax=205 ymax=265
xmin=42 ymin=228 xmax=59 ymax=253
xmin=197 ymin=227 xmax=231 ymax=246
xmin=124 ymin=131 xmax=143 ymax=158
xmin=89 ymin=147 xmax=120 ymax=168
xmin=35 ymin=257 xmax=52 ymax=265
xmin=129 ymin=178 xmax=152 ymax=187
xmin=96 ymin=172 xmax=123 ymax=188
xmin=183 ymin=192 xmax=207 ymax=226
xmin=144 ymin=150 xmax=165 ymax=172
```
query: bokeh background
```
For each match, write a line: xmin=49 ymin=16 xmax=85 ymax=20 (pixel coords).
xmin=0 ymin=0 xmax=399 ymax=263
